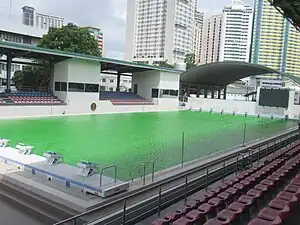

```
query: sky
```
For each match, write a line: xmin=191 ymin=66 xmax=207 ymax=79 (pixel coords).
xmin=0 ymin=0 xmax=255 ymax=59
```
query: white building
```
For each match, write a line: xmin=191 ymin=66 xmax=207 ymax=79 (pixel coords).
xmin=22 ymin=6 xmax=64 ymax=30
xmin=193 ymin=11 xmax=204 ymax=64
xmin=100 ymin=75 xmax=132 ymax=92
xmin=201 ymin=14 xmax=222 ymax=64
xmin=219 ymin=0 xmax=253 ymax=62
xmin=125 ymin=0 xmax=196 ymax=65
xmin=0 ymin=20 xmax=47 ymax=86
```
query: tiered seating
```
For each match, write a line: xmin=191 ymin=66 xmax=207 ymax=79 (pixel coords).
xmin=0 ymin=91 xmax=63 ymax=105
xmin=99 ymin=91 xmax=154 ymax=105
xmin=152 ymin=140 xmax=300 ymax=225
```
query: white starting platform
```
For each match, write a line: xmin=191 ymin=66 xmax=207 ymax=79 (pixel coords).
xmin=0 ymin=139 xmax=129 ymax=198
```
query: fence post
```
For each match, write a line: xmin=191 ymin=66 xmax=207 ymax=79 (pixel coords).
xmin=143 ymin=163 xmax=146 ymax=186
xmin=151 ymin=161 xmax=155 ymax=183
xmin=205 ymin=167 xmax=209 ymax=191
xmin=184 ymin=175 xmax=188 ymax=204
xmin=72 ymin=219 xmax=76 ymax=225
xmin=236 ymin=154 xmax=239 ymax=174
xmin=158 ymin=186 xmax=162 ymax=216
xmin=242 ymin=123 xmax=247 ymax=146
xmin=222 ymin=160 xmax=226 ymax=181
xmin=181 ymin=132 xmax=185 ymax=168
xmin=122 ymin=199 xmax=127 ymax=225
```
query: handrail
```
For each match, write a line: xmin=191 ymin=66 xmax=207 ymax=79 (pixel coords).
xmin=53 ymin=128 xmax=298 ymax=225
xmin=99 ymin=165 xmax=117 ymax=187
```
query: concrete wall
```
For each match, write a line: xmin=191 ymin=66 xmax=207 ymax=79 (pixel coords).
xmin=67 ymin=59 xmax=101 ymax=83
xmin=132 ymin=71 xmax=180 ymax=99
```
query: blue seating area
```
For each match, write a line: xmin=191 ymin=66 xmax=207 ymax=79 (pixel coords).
xmin=9 ymin=91 xmax=53 ymax=97
xmin=100 ymin=91 xmax=154 ymax=105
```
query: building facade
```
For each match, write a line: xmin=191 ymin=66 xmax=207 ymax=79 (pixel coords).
xmin=22 ymin=6 xmax=64 ymax=30
xmin=201 ymin=14 xmax=222 ymax=64
xmin=193 ymin=11 xmax=204 ymax=64
xmin=219 ymin=0 xmax=253 ymax=62
xmin=85 ymin=27 xmax=104 ymax=56
xmin=252 ymin=0 xmax=300 ymax=76
xmin=100 ymin=75 xmax=132 ymax=92
xmin=125 ymin=0 xmax=196 ymax=65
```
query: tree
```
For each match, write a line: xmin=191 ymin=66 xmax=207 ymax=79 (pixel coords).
xmin=156 ymin=60 xmax=174 ymax=68
xmin=14 ymin=23 xmax=100 ymax=90
xmin=184 ymin=53 xmax=197 ymax=70
xmin=38 ymin=23 xmax=100 ymax=56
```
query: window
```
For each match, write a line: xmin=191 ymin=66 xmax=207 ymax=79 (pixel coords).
xmin=68 ymin=83 xmax=84 ymax=92
xmin=109 ymin=87 xmax=114 ymax=91
xmin=110 ymin=79 xmax=114 ymax=83
xmin=102 ymin=78 xmax=106 ymax=82
xmin=100 ymin=86 xmax=106 ymax=91
xmin=54 ymin=82 xmax=67 ymax=91
xmin=85 ymin=84 xmax=99 ymax=93
xmin=151 ymin=88 xmax=159 ymax=98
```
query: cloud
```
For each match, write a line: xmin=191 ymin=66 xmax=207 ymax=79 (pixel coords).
xmin=0 ymin=0 xmax=255 ymax=60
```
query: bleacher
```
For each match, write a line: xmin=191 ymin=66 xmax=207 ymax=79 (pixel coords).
xmin=99 ymin=91 xmax=154 ymax=105
xmin=0 ymin=91 xmax=63 ymax=105
xmin=152 ymin=140 xmax=300 ymax=225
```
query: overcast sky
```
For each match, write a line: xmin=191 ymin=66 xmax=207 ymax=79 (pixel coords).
xmin=0 ymin=0 xmax=255 ymax=59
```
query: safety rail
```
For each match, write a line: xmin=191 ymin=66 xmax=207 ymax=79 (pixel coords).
xmin=0 ymin=156 xmax=117 ymax=193
xmin=53 ymin=128 xmax=299 ymax=225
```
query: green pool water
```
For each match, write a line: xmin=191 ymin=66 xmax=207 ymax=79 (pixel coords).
xmin=0 ymin=111 xmax=295 ymax=180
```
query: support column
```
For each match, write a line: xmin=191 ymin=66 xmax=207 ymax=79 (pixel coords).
xmin=186 ymin=84 xmax=191 ymax=96
xmin=204 ymin=88 xmax=208 ymax=98
xmin=49 ymin=60 xmax=55 ymax=93
xmin=196 ymin=85 xmax=200 ymax=98
xmin=116 ymin=72 xmax=121 ymax=92
xmin=218 ymin=87 xmax=221 ymax=99
xmin=6 ymin=53 xmax=12 ymax=93
xmin=211 ymin=88 xmax=214 ymax=99
xmin=223 ymin=86 xmax=227 ymax=100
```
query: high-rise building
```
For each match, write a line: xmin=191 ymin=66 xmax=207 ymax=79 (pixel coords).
xmin=193 ymin=11 xmax=204 ymax=64
xmin=219 ymin=0 xmax=253 ymax=62
xmin=252 ymin=0 xmax=300 ymax=76
xmin=22 ymin=6 xmax=35 ymax=26
xmin=85 ymin=27 xmax=104 ymax=56
xmin=22 ymin=6 xmax=64 ymax=30
xmin=125 ymin=0 xmax=196 ymax=65
xmin=201 ymin=14 xmax=222 ymax=64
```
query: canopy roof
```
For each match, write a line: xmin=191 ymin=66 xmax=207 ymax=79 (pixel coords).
xmin=0 ymin=41 xmax=182 ymax=75
xmin=268 ymin=0 xmax=300 ymax=31
xmin=180 ymin=61 xmax=279 ymax=86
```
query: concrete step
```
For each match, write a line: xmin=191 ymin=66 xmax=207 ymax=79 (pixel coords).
xmin=0 ymin=178 xmax=82 ymax=224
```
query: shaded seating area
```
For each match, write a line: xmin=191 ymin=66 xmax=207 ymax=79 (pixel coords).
xmin=99 ymin=91 xmax=154 ymax=105
xmin=152 ymin=139 xmax=300 ymax=225
xmin=0 ymin=91 xmax=64 ymax=105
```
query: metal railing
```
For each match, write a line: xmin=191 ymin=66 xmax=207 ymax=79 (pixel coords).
xmin=53 ymin=129 xmax=299 ymax=225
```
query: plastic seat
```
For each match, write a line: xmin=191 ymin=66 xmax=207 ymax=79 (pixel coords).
xmin=269 ymin=199 xmax=293 ymax=210
xmin=277 ymin=191 xmax=298 ymax=203
xmin=164 ymin=212 xmax=181 ymax=221
xmin=205 ymin=190 xmax=217 ymax=199
xmin=203 ymin=218 xmax=224 ymax=225
xmin=217 ymin=209 xmax=237 ymax=224
xmin=248 ymin=217 xmax=282 ymax=225
xmin=284 ymin=184 xmax=300 ymax=197
xmin=208 ymin=197 xmax=225 ymax=213
xmin=198 ymin=203 xmax=215 ymax=220
xmin=258 ymin=207 xmax=290 ymax=221
xmin=185 ymin=210 xmax=206 ymax=224
xmin=152 ymin=218 xmax=169 ymax=225
xmin=192 ymin=195 xmax=208 ymax=205
xmin=240 ymin=179 xmax=252 ymax=191
xmin=217 ymin=192 xmax=233 ymax=206
xmin=172 ymin=217 xmax=193 ymax=225
xmin=233 ymin=183 xmax=244 ymax=193
xmin=224 ymin=180 xmax=235 ymax=186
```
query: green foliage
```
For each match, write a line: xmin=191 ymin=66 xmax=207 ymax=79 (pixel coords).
xmin=38 ymin=23 xmax=100 ymax=56
xmin=184 ymin=53 xmax=197 ymax=70
xmin=15 ymin=23 xmax=101 ymax=89
xmin=156 ymin=60 xmax=174 ymax=68
xmin=12 ymin=60 xmax=50 ymax=90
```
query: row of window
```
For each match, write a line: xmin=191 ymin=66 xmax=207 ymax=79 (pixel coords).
xmin=55 ymin=82 xmax=99 ymax=93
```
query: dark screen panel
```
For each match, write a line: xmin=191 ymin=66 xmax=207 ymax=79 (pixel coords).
xmin=259 ymin=89 xmax=289 ymax=108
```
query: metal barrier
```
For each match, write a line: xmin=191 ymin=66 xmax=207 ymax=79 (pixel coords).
xmin=53 ymin=128 xmax=299 ymax=225
xmin=99 ymin=165 xmax=117 ymax=187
